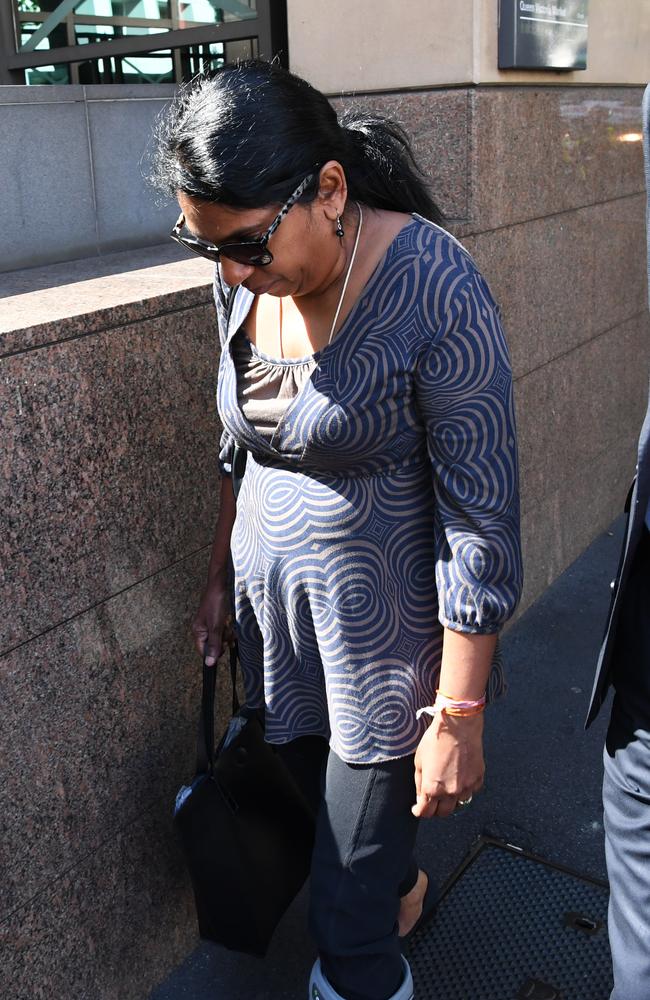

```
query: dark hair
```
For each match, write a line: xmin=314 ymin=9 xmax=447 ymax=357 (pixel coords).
xmin=146 ymin=60 xmax=443 ymax=224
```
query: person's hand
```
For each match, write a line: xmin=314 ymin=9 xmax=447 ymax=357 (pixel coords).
xmin=191 ymin=575 xmax=234 ymax=666
xmin=411 ymin=711 xmax=485 ymax=818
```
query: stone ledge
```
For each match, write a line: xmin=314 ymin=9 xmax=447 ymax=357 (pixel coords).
xmin=0 ymin=244 xmax=214 ymax=357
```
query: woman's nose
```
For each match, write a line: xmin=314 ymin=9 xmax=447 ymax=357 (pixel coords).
xmin=219 ymin=258 xmax=255 ymax=286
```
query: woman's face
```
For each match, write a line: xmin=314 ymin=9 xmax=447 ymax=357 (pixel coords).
xmin=175 ymin=195 xmax=340 ymax=298
xmin=176 ymin=164 xmax=346 ymax=298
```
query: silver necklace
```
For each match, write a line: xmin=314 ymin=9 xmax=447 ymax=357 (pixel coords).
xmin=278 ymin=202 xmax=364 ymax=355
xmin=328 ymin=202 xmax=363 ymax=345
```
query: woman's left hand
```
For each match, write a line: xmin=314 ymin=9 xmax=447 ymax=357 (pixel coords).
xmin=412 ymin=711 xmax=486 ymax=818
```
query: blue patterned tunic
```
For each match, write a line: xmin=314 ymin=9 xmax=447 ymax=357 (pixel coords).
xmin=214 ymin=216 xmax=523 ymax=763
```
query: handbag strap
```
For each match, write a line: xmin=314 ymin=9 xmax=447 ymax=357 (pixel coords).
xmin=196 ymin=644 xmax=240 ymax=775
xmin=231 ymin=444 xmax=247 ymax=500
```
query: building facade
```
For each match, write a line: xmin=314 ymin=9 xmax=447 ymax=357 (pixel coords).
xmin=2 ymin=2 xmax=650 ymax=997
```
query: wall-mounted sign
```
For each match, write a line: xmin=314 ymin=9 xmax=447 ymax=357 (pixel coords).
xmin=498 ymin=1 xmax=589 ymax=71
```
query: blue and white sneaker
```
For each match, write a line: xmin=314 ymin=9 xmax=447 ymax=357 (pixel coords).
xmin=309 ymin=956 xmax=414 ymax=1000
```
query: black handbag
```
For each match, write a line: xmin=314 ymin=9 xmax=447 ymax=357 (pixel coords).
xmin=173 ymin=648 xmax=316 ymax=956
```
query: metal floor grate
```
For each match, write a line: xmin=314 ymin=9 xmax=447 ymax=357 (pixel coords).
xmin=406 ymin=838 xmax=612 ymax=1000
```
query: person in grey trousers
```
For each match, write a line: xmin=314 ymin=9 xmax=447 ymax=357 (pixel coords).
xmin=585 ymin=82 xmax=650 ymax=1000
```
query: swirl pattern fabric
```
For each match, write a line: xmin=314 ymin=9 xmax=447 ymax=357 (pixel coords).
xmin=214 ymin=216 xmax=523 ymax=763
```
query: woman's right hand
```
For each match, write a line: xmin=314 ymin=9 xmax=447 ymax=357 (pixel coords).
xmin=191 ymin=574 xmax=234 ymax=666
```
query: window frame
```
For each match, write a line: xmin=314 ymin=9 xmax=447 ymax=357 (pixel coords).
xmin=0 ymin=0 xmax=286 ymax=83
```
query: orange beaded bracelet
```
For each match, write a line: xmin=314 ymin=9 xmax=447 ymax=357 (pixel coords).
xmin=415 ymin=690 xmax=487 ymax=721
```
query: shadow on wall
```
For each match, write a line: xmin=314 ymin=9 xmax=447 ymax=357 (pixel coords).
xmin=0 ymin=84 xmax=178 ymax=274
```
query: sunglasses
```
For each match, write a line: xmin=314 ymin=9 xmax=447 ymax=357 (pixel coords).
xmin=169 ymin=173 xmax=314 ymax=267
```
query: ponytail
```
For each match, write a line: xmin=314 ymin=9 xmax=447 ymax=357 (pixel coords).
xmin=339 ymin=109 xmax=444 ymax=223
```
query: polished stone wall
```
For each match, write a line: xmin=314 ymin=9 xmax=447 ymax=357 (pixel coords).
xmin=338 ymin=85 xmax=649 ymax=612
xmin=467 ymin=87 xmax=649 ymax=607
xmin=0 ymin=248 xmax=236 ymax=999
xmin=1 ymin=85 xmax=648 ymax=998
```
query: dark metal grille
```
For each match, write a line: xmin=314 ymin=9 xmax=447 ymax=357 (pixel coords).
xmin=406 ymin=839 xmax=612 ymax=1000
xmin=0 ymin=0 xmax=286 ymax=84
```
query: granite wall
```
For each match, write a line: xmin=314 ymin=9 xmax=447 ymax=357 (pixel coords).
xmin=1 ymin=85 xmax=648 ymax=998
xmin=337 ymin=85 xmax=649 ymax=611
xmin=0 ymin=248 xmax=232 ymax=998
xmin=468 ymin=87 xmax=649 ymax=606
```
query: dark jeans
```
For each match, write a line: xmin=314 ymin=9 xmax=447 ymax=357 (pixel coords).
xmin=277 ymin=738 xmax=419 ymax=1000
xmin=604 ymin=526 xmax=650 ymax=1000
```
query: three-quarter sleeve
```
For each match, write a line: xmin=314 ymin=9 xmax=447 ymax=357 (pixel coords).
xmin=414 ymin=264 xmax=523 ymax=633
xmin=213 ymin=267 xmax=235 ymax=477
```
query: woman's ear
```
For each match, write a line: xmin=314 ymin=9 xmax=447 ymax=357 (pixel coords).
xmin=315 ymin=160 xmax=348 ymax=221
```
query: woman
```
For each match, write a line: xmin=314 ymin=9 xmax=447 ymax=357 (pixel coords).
xmin=149 ymin=60 xmax=522 ymax=1000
